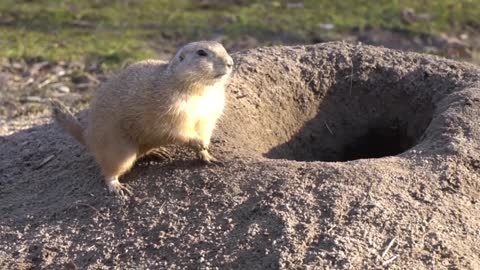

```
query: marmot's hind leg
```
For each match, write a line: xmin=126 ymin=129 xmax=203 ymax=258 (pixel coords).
xmin=92 ymin=139 xmax=138 ymax=199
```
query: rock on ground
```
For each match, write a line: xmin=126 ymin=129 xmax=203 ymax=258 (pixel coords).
xmin=1 ymin=42 xmax=479 ymax=269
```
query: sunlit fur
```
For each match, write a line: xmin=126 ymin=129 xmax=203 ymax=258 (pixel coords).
xmin=53 ymin=41 xmax=233 ymax=196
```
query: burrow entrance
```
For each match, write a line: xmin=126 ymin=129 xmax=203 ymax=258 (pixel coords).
xmin=262 ymin=68 xmax=435 ymax=162
xmin=223 ymin=46 xmax=449 ymax=163
xmin=341 ymin=125 xmax=414 ymax=161
xmin=264 ymin=72 xmax=436 ymax=162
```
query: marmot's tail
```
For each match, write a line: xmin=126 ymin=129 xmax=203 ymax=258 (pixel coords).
xmin=50 ymin=99 xmax=85 ymax=145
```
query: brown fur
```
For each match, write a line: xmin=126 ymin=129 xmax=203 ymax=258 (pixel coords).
xmin=52 ymin=41 xmax=233 ymax=197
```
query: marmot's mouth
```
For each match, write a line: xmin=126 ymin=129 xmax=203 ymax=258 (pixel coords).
xmin=214 ymin=73 xmax=227 ymax=78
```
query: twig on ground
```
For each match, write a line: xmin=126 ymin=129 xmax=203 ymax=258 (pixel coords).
xmin=75 ymin=203 xmax=107 ymax=219
xmin=159 ymin=201 xmax=167 ymax=214
xmin=381 ymin=237 xmax=396 ymax=258
xmin=382 ymin=254 xmax=399 ymax=266
xmin=324 ymin=120 xmax=334 ymax=135
xmin=35 ymin=154 xmax=55 ymax=169
xmin=38 ymin=75 xmax=58 ymax=88
xmin=326 ymin=224 xmax=336 ymax=233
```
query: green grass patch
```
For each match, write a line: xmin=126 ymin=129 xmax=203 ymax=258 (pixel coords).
xmin=0 ymin=0 xmax=478 ymax=69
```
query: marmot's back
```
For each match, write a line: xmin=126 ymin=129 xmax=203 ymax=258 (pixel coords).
xmin=91 ymin=60 xmax=169 ymax=114
xmin=87 ymin=60 xmax=170 ymax=134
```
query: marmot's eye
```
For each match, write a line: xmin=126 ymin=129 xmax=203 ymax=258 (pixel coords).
xmin=197 ymin=50 xmax=208 ymax=57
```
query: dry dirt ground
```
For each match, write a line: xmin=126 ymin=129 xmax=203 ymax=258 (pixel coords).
xmin=1 ymin=42 xmax=480 ymax=269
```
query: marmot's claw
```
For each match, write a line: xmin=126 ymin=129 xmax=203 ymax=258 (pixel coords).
xmin=207 ymin=156 xmax=222 ymax=164
xmin=149 ymin=147 xmax=172 ymax=160
xmin=107 ymin=180 xmax=133 ymax=199
xmin=209 ymin=159 xmax=224 ymax=167
xmin=198 ymin=150 xmax=222 ymax=165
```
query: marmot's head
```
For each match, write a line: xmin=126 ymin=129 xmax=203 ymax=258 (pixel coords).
xmin=168 ymin=41 xmax=234 ymax=85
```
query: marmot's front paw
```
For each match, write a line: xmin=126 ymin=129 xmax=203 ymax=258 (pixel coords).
xmin=106 ymin=178 xmax=133 ymax=199
xmin=198 ymin=149 xmax=221 ymax=165
xmin=188 ymin=138 xmax=206 ymax=151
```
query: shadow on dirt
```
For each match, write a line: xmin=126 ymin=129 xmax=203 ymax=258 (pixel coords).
xmin=0 ymin=112 xmax=340 ymax=268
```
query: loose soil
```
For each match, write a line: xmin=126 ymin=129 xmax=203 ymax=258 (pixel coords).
xmin=1 ymin=42 xmax=479 ymax=269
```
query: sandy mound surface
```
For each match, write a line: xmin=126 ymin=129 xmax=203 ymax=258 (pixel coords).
xmin=1 ymin=42 xmax=479 ymax=269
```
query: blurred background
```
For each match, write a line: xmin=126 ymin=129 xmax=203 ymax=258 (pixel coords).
xmin=0 ymin=0 xmax=479 ymax=119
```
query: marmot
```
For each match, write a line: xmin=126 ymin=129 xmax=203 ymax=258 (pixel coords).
xmin=52 ymin=41 xmax=234 ymax=198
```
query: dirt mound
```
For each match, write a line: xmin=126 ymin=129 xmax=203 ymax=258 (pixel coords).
xmin=1 ymin=42 xmax=479 ymax=269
